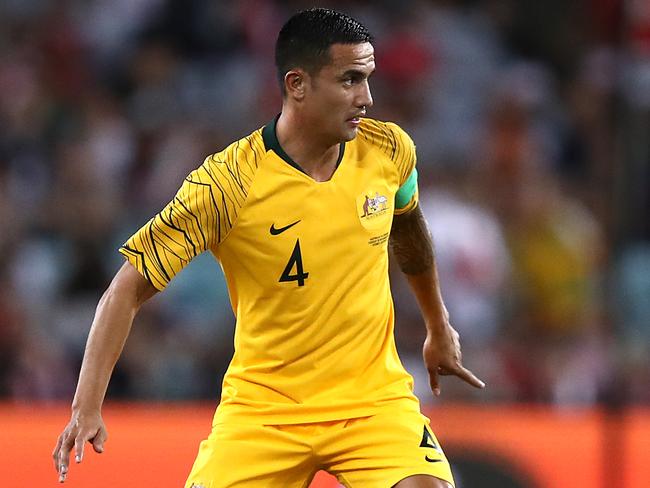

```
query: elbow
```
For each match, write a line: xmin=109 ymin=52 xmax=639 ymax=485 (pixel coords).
xmin=102 ymin=262 xmax=158 ymax=312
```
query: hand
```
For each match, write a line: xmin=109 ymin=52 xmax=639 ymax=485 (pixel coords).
xmin=52 ymin=410 xmax=108 ymax=483
xmin=423 ymin=321 xmax=485 ymax=396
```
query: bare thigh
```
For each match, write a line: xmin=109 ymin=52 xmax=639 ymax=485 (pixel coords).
xmin=393 ymin=474 xmax=454 ymax=488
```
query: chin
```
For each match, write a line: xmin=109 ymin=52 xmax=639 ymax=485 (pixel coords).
xmin=342 ymin=127 xmax=359 ymax=141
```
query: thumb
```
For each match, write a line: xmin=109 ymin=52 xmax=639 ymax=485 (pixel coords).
xmin=428 ymin=368 xmax=441 ymax=397
xmin=92 ymin=429 xmax=107 ymax=454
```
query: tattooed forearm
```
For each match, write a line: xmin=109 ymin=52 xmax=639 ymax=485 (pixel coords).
xmin=389 ymin=204 xmax=434 ymax=275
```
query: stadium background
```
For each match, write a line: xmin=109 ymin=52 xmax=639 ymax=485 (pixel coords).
xmin=0 ymin=0 xmax=648 ymax=486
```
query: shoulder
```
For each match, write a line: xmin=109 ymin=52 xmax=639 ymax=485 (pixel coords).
xmin=185 ymin=126 xmax=267 ymax=196
xmin=357 ymin=118 xmax=416 ymax=184
xmin=179 ymin=126 xmax=267 ymax=214
xmin=357 ymin=118 xmax=414 ymax=146
xmin=356 ymin=118 xmax=415 ymax=160
xmin=202 ymin=127 xmax=267 ymax=177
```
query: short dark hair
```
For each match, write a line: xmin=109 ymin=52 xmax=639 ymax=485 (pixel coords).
xmin=275 ymin=8 xmax=373 ymax=94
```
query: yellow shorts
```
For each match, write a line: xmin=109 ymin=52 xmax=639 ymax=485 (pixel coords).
xmin=185 ymin=409 xmax=455 ymax=488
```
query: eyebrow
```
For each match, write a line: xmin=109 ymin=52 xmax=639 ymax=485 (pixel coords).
xmin=340 ymin=68 xmax=375 ymax=78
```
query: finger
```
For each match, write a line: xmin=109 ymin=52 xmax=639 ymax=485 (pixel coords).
xmin=92 ymin=428 xmax=107 ymax=453
xmin=74 ymin=432 xmax=91 ymax=463
xmin=52 ymin=435 xmax=64 ymax=471
xmin=453 ymin=364 xmax=486 ymax=389
xmin=57 ymin=433 xmax=74 ymax=483
xmin=428 ymin=367 xmax=441 ymax=396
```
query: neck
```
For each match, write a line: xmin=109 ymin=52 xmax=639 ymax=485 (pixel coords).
xmin=276 ymin=108 xmax=341 ymax=181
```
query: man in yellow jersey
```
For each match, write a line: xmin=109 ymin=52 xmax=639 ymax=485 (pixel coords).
xmin=53 ymin=8 xmax=484 ymax=488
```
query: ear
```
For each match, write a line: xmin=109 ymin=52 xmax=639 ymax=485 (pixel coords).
xmin=284 ymin=69 xmax=307 ymax=101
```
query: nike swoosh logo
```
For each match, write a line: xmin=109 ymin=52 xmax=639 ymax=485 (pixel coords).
xmin=270 ymin=220 xmax=301 ymax=235
xmin=425 ymin=456 xmax=443 ymax=463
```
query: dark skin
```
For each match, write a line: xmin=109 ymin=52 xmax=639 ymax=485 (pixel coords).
xmin=53 ymin=42 xmax=483 ymax=488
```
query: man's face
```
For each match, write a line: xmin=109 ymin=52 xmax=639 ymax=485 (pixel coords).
xmin=303 ymin=42 xmax=375 ymax=143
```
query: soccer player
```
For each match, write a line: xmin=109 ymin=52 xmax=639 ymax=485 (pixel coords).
xmin=53 ymin=8 xmax=484 ymax=488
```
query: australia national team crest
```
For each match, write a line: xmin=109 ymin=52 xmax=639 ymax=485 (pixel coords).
xmin=356 ymin=190 xmax=391 ymax=231
xmin=359 ymin=192 xmax=389 ymax=218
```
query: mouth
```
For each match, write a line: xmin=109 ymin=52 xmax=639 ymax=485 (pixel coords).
xmin=347 ymin=113 xmax=365 ymax=126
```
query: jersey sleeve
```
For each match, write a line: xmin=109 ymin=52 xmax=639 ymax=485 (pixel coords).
xmin=385 ymin=122 xmax=419 ymax=215
xmin=119 ymin=154 xmax=246 ymax=290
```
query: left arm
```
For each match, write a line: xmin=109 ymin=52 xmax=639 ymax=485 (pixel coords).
xmin=390 ymin=204 xmax=485 ymax=396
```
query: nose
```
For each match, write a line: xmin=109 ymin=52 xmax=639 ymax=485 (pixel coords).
xmin=357 ymin=81 xmax=373 ymax=109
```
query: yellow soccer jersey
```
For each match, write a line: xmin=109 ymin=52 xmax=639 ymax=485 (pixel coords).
xmin=120 ymin=117 xmax=421 ymax=424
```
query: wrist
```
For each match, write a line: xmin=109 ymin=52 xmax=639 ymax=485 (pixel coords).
xmin=424 ymin=307 xmax=450 ymax=334
xmin=71 ymin=400 xmax=102 ymax=416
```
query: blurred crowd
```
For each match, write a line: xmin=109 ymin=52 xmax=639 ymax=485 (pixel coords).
xmin=0 ymin=0 xmax=648 ymax=406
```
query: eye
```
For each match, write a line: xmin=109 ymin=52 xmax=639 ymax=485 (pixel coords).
xmin=342 ymin=74 xmax=364 ymax=87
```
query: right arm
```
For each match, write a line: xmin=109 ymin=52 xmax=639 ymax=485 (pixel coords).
xmin=53 ymin=261 xmax=157 ymax=482
xmin=52 ymin=155 xmax=236 ymax=481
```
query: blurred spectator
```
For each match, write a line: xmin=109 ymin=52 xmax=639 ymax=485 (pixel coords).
xmin=0 ymin=0 xmax=641 ymax=408
xmin=612 ymin=243 xmax=650 ymax=404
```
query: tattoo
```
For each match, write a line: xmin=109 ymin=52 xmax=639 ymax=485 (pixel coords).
xmin=389 ymin=204 xmax=434 ymax=275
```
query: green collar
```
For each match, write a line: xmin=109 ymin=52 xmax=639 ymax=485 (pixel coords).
xmin=262 ymin=115 xmax=345 ymax=175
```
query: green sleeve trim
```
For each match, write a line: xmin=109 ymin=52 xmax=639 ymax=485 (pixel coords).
xmin=395 ymin=168 xmax=418 ymax=209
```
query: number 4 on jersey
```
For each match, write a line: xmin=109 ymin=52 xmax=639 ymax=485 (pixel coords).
xmin=279 ymin=239 xmax=309 ymax=286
